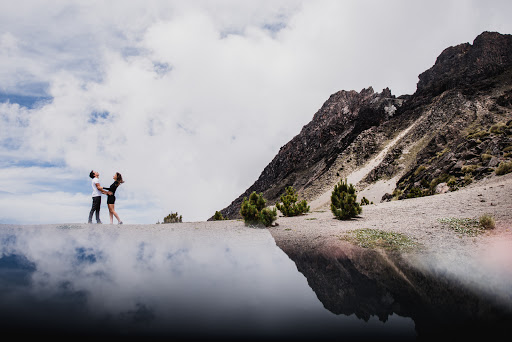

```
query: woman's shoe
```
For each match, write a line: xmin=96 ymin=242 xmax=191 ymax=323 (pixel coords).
xmin=118 ymin=221 xmax=123 ymax=225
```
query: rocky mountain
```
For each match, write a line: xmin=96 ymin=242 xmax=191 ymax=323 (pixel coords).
xmin=214 ymin=31 xmax=512 ymax=220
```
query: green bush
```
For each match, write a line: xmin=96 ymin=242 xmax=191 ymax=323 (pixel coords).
xmin=360 ymin=196 xmax=370 ymax=205
xmin=496 ymin=161 xmax=512 ymax=175
xmin=213 ymin=211 xmax=226 ymax=220
xmin=330 ymin=179 xmax=362 ymax=220
xmin=163 ymin=212 xmax=182 ymax=223
xmin=479 ymin=214 xmax=495 ymax=230
xmin=240 ymin=192 xmax=277 ymax=227
xmin=276 ymin=186 xmax=310 ymax=217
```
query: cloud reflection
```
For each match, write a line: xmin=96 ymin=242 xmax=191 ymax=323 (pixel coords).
xmin=0 ymin=224 xmax=415 ymax=339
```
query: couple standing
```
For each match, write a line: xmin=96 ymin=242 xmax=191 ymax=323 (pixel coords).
xmin=88 ymin=170 xmax=124 ymax=224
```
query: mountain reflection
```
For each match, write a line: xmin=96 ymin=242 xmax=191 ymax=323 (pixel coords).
xmin=278 ymin=241 xmax=512 ymax=340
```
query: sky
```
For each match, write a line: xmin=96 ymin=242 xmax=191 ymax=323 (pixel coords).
xmin=1 ymin=0 xmax=511 ymax=224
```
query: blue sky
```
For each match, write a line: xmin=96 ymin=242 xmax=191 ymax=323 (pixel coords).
xmin=1 ymin=0 xmax=512 ymax=224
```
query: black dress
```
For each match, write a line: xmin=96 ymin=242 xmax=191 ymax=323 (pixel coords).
xmin=104 ymin=182 xmax=119 ymax=204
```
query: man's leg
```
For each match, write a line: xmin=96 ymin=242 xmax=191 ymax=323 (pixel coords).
xmin=95 ymin=196 xmax=102 ymax=223
xmin=88 ymin=197 xmax=96 ymax=223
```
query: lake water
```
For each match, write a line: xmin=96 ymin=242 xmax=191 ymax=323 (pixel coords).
xmin=0 ymin=223 xmax=510 ymax=341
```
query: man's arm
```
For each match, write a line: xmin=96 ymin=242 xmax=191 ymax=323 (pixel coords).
xmin=95 ymin=183 xmax=112 ymax=195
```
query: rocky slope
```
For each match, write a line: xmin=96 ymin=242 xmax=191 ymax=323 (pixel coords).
xmin=215 ymin=31 xmax=512 ymax=220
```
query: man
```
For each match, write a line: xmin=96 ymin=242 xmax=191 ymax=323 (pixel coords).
xmin=88 ymin=170 xmax=112 ymax=224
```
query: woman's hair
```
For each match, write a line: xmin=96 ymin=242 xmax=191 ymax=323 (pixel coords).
xmin=115 ymin=172 xmax=125 ymax=185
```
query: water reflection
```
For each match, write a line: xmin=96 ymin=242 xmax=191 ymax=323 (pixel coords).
xmin=279 ymin=242 xmax=512 ymax=340
xmin=0 ymin=224 xmax=415 ymax=341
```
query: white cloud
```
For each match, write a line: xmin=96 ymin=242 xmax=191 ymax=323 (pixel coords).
xmin=1 ymin=0 xmax=512 ymax=223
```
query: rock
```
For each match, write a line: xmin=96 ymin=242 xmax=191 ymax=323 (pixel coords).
xmin=435 ymin=182 xmax=450 ymax=194
xmin=453 ymin=160 xmax=464 ymax=171
xmin=488 ymin=157 xmax=500 ymax=168
xmin=381 ymin=193 xmax=393 ymax=202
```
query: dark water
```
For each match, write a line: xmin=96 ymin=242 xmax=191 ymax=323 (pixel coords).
xmin=0 ymin=224 xmax=510 ymax=341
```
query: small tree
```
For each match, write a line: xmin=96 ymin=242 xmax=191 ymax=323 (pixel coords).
xmin=276 ymin=186 xmax=310 ymax=217
xmin=240 ymin=192 xmax=277 ymax=227
xmin=213 ymin=211 xmax=226 ymax=221
xmin=163 ymin=212 xmax=182 ymax=223
xmin=331 ymin=178 xmax=362 ymax=220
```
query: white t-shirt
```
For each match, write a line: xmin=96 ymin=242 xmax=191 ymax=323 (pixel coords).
xmin=91 ymin=178 xmax=102 ymax=197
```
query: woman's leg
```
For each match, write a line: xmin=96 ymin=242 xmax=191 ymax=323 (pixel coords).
xmin=109 ymin=203 xmax=122 ymax=223
xmin=108 ymin=204 xmax=114 ymax=224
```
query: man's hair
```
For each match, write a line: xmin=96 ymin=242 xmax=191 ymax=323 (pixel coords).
xmin=89 ymin=170 xmax=95 ymax=179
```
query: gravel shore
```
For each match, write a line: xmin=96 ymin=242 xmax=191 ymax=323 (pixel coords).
xmin=269 ymin=173 xmax=512 ymax=259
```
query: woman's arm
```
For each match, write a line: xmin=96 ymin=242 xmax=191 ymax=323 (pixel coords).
xmin=95 ymin=183 xmax=112 ymax=195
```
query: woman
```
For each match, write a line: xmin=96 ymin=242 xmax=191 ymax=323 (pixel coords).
xmin=103 ymin=172 xmax=125 ymax=224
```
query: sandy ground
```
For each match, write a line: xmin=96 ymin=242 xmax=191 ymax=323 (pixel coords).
xmin=269 ymin=172 xmax=512 ymax=260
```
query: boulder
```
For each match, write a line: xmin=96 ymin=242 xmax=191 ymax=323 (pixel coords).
xmin=435 ymin=182 xmax=450 ymax=194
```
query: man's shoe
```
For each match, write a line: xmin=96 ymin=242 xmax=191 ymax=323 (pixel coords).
xmin=97 ymin=221 xmax=102 ymax=224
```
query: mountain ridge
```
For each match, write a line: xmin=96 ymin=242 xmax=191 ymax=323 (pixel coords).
xmin=214 ymin=31 xmax=512 ymax=220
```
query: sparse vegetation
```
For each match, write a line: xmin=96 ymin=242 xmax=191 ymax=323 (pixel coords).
xmin=414 ymin=165 xmax=426 ymax=176
xmin=467 ymin=130 xmax=490 ymax=140
xmin=481 ymin=153 xmax=493 ymax=162
xmin=438 ymin=217 xmax=484 ymax=236
xmin=496 ymin=161 xmax=512 ymax=175
xmin=464 ymin=173 xmax=473 ymax=185
xmin=163 ymin=212 xmax=182 ymax=223
xmin=360 ymin=196 xmax=370 ymax=205
xmin=240 ymin=192 xmax=277 ymax=227
xmin=462 ymin=164 xmax=478 ymax=174
xmin=479 ymin=214 xmax=496 ymax=230
xmin=490 ymin=122 xmax=506 ymax=134
xmin=340 ymin=228 xmax=419 ymax=251
xmin=276 ymin=186 xmax=310 ymax=217
xmin=330 ymin=178 xmax=362 ymax=220
xmin=407 ymin=186 xmax=426 ymax=198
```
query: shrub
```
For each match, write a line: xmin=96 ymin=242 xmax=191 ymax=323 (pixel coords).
xmin=213 ymin=211 xmax=226 ymax=220
xmin=479 ymin=214 xmax=495 ymax=230
xmin=360 ymin=196 xmax=370 ymax=206
xmin=467 ymin=130 xmax=489 ymax=139
xmin=464 ymin=173 xmax=473 ymax=185
xmin=462 ymin=164 xmax=478 ymax=174
xmin=407 ymin=186 xmax=425 ymax=198
xmin=414 ymin=165 xmax=426 ymax=176
xmin=496 ymin=161 xmax=512 ymax=175
xmin=481 ymin=153 xmax=493 ymax=162
xmin=447 ymin=176 xmax=457 ymax=187
xmin=490 ymin=123 xmax=506 ymax=134
xmin=276 ymin=186 xmax=310 ymax=217
xmin=330 ymin=178 xmax=362 ymax=220
xmin=240 ymin=192 xmax=277 ymax=227
xmin=163 ymin=212 xmax=182 ymax=223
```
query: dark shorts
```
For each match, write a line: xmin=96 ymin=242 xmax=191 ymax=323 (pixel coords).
xmin=107 ymin=195 xmax=116 ymax=204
